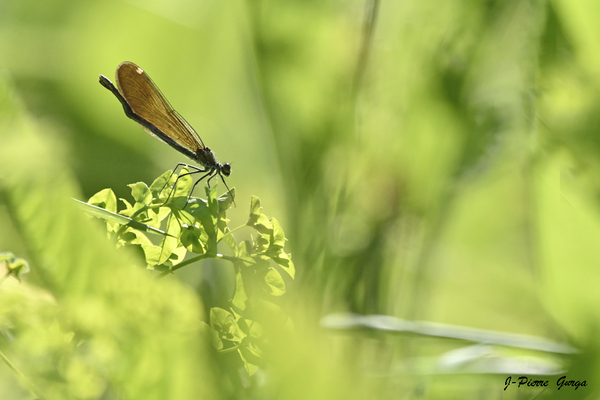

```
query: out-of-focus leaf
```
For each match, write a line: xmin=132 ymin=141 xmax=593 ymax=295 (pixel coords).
xmin=0 ymin=252 xmax=30 ymax=281
xmin=270 ymin=218 xmax=286 ymax=249
xmin=232 ymin=268 xmax=248 ymax=310
xmin=239 ymin=345 xmax=261 ymax=376
xmin=200 ymin=321 xmax=223 ymax=350
xmin=210 ymin=307 xmax=244 ymax=342
xmin=247 ymin=196 xmax=272 ymax=234
xmin=271 ymin=251 xmax=295 ymax=279
xmin=262 ymin=267 xmax=286 ymax=296
xmin=0 ymin=79 xmax=216 ymax=399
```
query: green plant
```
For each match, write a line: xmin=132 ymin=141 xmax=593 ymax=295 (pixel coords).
xmin=83 ymin=169 xmax=295 ymax=375
xmin=0 ymin=252 xmax=30 ymax=284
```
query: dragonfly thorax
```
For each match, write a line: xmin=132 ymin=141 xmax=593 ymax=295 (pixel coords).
xmin=196 ymin=147 xmax=230 ymax=176
xmin=196 ymin=147 xmax=218 ymax=168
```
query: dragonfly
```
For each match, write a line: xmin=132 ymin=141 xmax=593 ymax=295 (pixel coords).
xmin=99 ymin=61 xmax=233 ymax=204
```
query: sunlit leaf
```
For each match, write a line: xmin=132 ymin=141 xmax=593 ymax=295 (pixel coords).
xmin=210 ymin=308 xmax=244 ymax=342
xmin=262 ymin=267 xmax=286 ymax=296
xmin=270 ymin=218 xmax=286 ymax=249
xmin=221 ymin=229 xmax=237 ymax=254
xmin=180 ymin=225 xmax=206 ymax=254
xmin=169 ymin=246 xmax=187 ymax=266
xmin=87 ymin=188 xmax=117 ymax=213
xmin=232 ymin=268 xmax=248 ymax=310
xmin=172 ymin=167 xmax=193 ymax=199
xmin=157 ymin=214 xmax=183 ymax=265
xmin=255 ymin=233 xmax=270 ymax=254
xmin=141 ymin=243 xmax=163 ymax=269
xmin=200 ymin=321 xmax=223 ymax=350
xmin=218 ymin=187 xmax=236 ymax=211
xmin=247 ymin=196 xmax=272 ymax=233
xmin=238 ymin=345 xmax=261 ymax=376
xmin=149 ymin=169 xmax=175 ymax=199
xmin=272 ymin=252 xmax=295 ymax=279
xmin=129 ymin=182 xmax=152 ymax=206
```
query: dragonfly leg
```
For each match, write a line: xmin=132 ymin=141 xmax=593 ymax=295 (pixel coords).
xmin=218 ymin=173 xmax=236 ymax=207
xmin=185 ymin=170 xmax=215 ymax=204
xmin=160 ymin=163 xmax=203 ymax=195
xmin=207 ymin=170 xmax=219 ymax=189
xmin=162 ymin=166 xmax=206 ymax=205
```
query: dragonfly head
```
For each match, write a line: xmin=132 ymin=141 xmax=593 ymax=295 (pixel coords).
xmin=221 ymin=163 xmax=231 ymax=177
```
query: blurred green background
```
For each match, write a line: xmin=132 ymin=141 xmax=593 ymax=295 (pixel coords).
xmin=2 ymin=0 xmax=600 ymax=398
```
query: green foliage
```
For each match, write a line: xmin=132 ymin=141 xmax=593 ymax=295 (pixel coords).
xmin=85 ymin=171 xmax=294 ymax=375
xmin=5 ymin=0 xmax=600 ymax=398
xmin=0 ymin=252 xmax=30 ymax=283
xmin=0 ymin=81 xmax=218 ymax=399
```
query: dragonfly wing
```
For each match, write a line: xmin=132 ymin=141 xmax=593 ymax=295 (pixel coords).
xmin=115 ymin=62 xmax=206 ymax=154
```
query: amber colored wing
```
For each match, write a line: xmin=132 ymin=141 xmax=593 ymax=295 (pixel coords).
xmin=115 ymin=62 xmax=205 ymax=154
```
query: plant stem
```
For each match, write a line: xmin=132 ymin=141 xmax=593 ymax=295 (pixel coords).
xmin=0 ymin=349 xmax=45 ymax=400
xmin=156 ymin=253 xmax=238 ymax=279
xmin=221 ymin=224 xmax=247 ymax=240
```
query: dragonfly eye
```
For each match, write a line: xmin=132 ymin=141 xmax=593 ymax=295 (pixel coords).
xmin=221 ymin=163 xmax=231 ymax=176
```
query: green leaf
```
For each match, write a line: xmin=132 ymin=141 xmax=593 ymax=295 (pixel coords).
xmin=206 ymin=186 xmax=219 ymax=220
xmin=118 ymin=227 xmax=152 ymax=246
xmin=248 ymin=196 xmax=261 ymax=221
xmin=87 ymin=189 xmax=119 ymax=232
xmin=220 ymin=229 xmax=238 ymax=255
xmin=172 ymin=168 xmax=193 ymax=199
xmin=235 ymin=241 xmax=255 ymax=266
xmin=218 ymin=187 xmax=236 ymax=211
xmin=157 ymin=214 xmax=183 ymax=265
xmin=118 ymin=198 xmax=133 ymax=216
xmin=0 ymin=252 xmax=30 ymax=281
xmin=199 ymin=321 xmax=223 ymax=350
xmin=246 ymin=319 xmax=264 ymax=339
xmin=149 ymin=170 xmax=175 ymax=199
xmin=168 ymin=246 xmax=187 ymax=266
xmin=262 ymin=268 xmax=286 ymax=296
xmin=141 ymin=244 xmax=163 ymax=269
xmin=217 ymin=216 xmax=230 ymax=242
xmin=232 ymin=268 xmax=248 ymax=310
xmin=187 ymin=189 xmax=218 ymax=255
xmin=272 ymin=252 xmax=295 ymax=279
xmin=144 ymin=206 xmax=170 ymax=229
xmin=172 ymin=208 xmax=196 ymax=226
xmin=180 ymin=225 xmax=206 ymax=254
xmin=238 ymin=240 xmax=252 ymax=257
xmin=270 ymin=218 xmax=286 ymax=249
xmin=238 ymin=345 xmax=261 ymax=376
xmin=87 ymin=188 xmax=117 ymax=213
xmin=129 ymin=182 xmax=152 ymax=206
xmin=246 ymin=196 xmax=272 ymax=234
xmin=210 ymin=308 xmax=244 ymax=342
